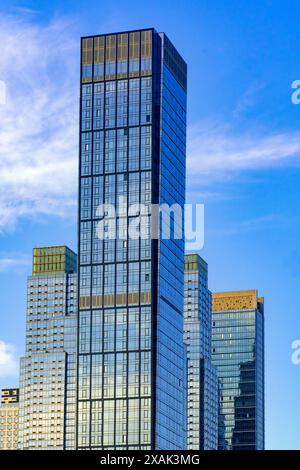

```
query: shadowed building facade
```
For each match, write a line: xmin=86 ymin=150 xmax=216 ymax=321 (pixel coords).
xmin=77 ymin=28 xmax=187 ymax=449
xmin=212 ymin=290 xmax=264 ymax=450
xmin=19 ymin=246 xmax=77 ymax=449
xmin=0 ymin=388 xmax=19 ymax=450
xmin=184 ymin=254 xmax=218 ymax=450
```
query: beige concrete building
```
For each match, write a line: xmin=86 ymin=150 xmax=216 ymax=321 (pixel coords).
xmin=0 ymin=388 xmax=19 ymax=450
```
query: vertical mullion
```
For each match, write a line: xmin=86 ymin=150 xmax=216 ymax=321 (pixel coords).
xmin=87 ymin=36 xmax=95 ymax=450
xmin=113 ymin=33 xmax=118 ymax=449
xmin=100 ymin=34 xmax=107 ymax=450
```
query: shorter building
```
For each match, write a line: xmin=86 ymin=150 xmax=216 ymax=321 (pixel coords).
xmin=212 ymin=290 xmax=264 ymax=450
xmin=19 ymin=246 xmax=77 ymax=450
xmin=0 ymin=388 xmax=19 ymax=450
xmin=199 ymin=359 xmax=219 ymax=449
xmin=184 ymin=254 xmax=218 ymax=450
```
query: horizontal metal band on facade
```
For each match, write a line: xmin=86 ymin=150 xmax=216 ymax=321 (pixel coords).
xmin=79 ymin=291 xmax=152 ymax=308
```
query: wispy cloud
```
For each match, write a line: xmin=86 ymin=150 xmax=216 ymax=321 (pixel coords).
xmin=209 ymin=213 xmax=282 ymax=237
xmin=239 ymin=213 xmax=281 ymax=229
xmin=187 ymin=122 xmax=300 ymax=186
xmin=0 ymin=14 xmax=79 ymax=232
xmin=0 ymin=253 xmax=31 ymax=274
xmin=0 ymin=340 xmax=18 ymax=378
xmin=13 ymin=7 xmax=40 ymax=17
xmin=1 ymin=13 xmax=299 ymax=233
xmin=233 ymin=82 xmax=265 ymax=120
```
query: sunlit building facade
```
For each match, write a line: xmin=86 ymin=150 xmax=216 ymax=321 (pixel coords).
xmin=184 ymin=254 xmax=218 ymax=450
xmin=0 ymin=388 xmax=19 ymax=450
xmin=212 ymin=290 xmax=264 ymax=450
xmin=19 ymin=246 xmax=77 ymax=449
xmin=77 ymin=28 xmax=187 ymax=449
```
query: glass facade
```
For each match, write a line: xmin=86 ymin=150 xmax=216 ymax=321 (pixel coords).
xmin=212 ymin=290 xmax=264 ymax=450
xmin=19 ymin=246 xmax=77 ymax=449
xmin=77 ymin=29 xmax=187 ymax=450
xmin=184 ymin=254 xmax=218 ymax=450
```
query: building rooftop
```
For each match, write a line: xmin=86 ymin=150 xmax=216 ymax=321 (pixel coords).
xmin=32 ymin=245 xmax=77 ymax=276
xmin=81 ymin=28 xmax=187 ymax=91
xmin=212 ymin=290 xmax=264 ymax=313
xmin=185 ymin=253 xmax=208 ymax=273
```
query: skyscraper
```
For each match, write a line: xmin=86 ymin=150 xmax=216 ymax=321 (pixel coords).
xmin=212 ymin=290 xmax=264 ymax=450
xmin=19 ymin=246 xmax=77 ymax=449
xmin=77 ymin=28 xmax=187 ymax=450
xmin=0 ymin=388 xmax=19 ymax=450
xmin=184 ymin=254 xmax=218 ymax=450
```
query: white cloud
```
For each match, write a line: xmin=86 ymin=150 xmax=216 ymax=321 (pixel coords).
xmin=1 ymin=13 xmax=300 ymax=232
xmin=0 ymin=14 xmax=79 ymax=232
xmin=187 ymin=122 xmax=300 ymax=186
xmin=0 ymin=340 xmax=18 ymax=378
xmin=0 ymin=253 xmax=31 ymax=274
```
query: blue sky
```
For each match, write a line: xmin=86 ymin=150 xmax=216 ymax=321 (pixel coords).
xmin=0 ymin=0 xmax=299 ymax=449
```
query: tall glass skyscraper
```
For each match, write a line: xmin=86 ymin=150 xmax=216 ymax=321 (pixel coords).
xmin=184 ymin=254 xmax=218 ymax=450
xmin=19 ymin=246 xmax=77 ymax=449
xmin=77 ymin=28 xmax=187 ymax=450
xmin=212 ymin=290 xmax=264 ymax=450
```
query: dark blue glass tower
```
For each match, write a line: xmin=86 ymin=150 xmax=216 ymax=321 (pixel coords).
xmin=77 ymin=29 xmax=187 ymax=450
xmin=212 ymin=290 xmax=264 ymax=450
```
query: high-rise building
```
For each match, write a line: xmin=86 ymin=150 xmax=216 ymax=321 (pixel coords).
xmin=77 ymin=28 xmax=187 ymax=450
xmin=184 ymin=254 xmax=218 ymax=450
xmin=0 ymin=388 xmax=19 ymax=450
xmin=19 ymin=246 xmax=77 ymax=449
xmin=212 ymin=290 xmax=264 ymax=450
